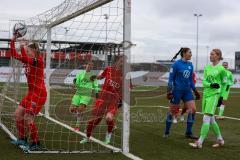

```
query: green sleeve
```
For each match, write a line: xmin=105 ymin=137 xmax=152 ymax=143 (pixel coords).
xmin=75 ymin=72 xmax=83 ymax=87
xmin=229 ymin=72 xmax=234 ymax=86
xmin=220 ymin=68 xmax=227 ymax=97
xmin=92 ymin=79 xmax=99 ymax=93
xmin=203 ymin=67 xmax=211 ymax=88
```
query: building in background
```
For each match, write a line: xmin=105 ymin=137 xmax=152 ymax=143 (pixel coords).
xmin=235 ymin=51 xmax=240 ymax=72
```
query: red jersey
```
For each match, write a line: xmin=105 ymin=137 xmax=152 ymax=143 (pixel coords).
xmin=99 ymin=66 xmax=122 ymax=98
xmin=10 ymin=40 xmax=46 ymax=94
xmin=192 ymin=72 xmax=197 ymax=85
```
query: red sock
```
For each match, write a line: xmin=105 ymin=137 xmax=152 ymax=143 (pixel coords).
xmin=28 ymin=122 xmax=39 ymax=143
xmin=106 ymin=120 xmax=115 ymax=133
xmin=16 ymin=119 xmax=25 ymax=139
xmin=86 ymin=117 xmax=102 ymax=138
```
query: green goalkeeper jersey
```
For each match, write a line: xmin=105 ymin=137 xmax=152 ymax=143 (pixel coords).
xmin=226 ymin=70 xmax=234 ymax=86
xmin=75 ymin=70 xmax=98 ymax=96
xmin=202 ymin=64 xmax=227 ymax=97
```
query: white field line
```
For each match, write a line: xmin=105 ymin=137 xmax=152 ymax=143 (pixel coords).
xmin=134 ymin=105 xmax=240 ymax=121
xmin=0 ymin=94 xmax=143 ymax=160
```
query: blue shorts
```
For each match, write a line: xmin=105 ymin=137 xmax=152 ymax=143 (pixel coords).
xmin=170 ymin=89 xmax=194 ymax=104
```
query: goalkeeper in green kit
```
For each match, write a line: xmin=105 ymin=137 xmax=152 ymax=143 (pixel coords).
xmin=189 ymin=49 xmax=227 ymax=149
xmin=216 ymin=62 xmax=234 ymax=120
xmin=70 ymin=62 xmax=98 ymax=131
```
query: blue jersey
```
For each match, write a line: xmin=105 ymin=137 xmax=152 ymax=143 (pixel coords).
xmin=168 ymin=59 xmax=195 ymax=91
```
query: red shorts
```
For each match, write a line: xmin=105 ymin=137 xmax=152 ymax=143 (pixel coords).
xmin=92 ymin=91 xmax=119 ymax=117
xmin=20 ymin=90 xmax=47 ymax=115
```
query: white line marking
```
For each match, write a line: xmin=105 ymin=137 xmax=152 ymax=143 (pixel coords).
xmin=134 ymin=105 xmax=240 ymax=121
xmin=0 ymin=94 xmax=143 ymax=160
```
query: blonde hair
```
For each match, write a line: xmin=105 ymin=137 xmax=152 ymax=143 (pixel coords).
xmin=28 ymin=42 xmax=40 ymax=56
xmin=212 ymin=49 xmax=223 ymax=60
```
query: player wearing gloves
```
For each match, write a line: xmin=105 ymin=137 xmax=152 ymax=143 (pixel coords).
xmin=216 ymin=62 xmax=234 ymax=120
xmin=164 ymin=47 xmax=200 ymax=139
xmin=70 ymin=62 xmax=98 ymax=131
xmin=189 ymin=49 xmax=227 ymax=148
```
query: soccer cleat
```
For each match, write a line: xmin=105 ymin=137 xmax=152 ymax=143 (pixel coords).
xmin=180 ymin=115 xmax=185 ymax=122
xmin=163 ymin=134 xmax=169 ymax=138
xmin=212 ymin=139 xmax=224 ymax=148
xmin=189 ymin=141 xmax=202 ymax=149
xmin=80 ymin=138 xmax=90 ymax=144
xmin=173 ymin=117 xmax=178 ymax=124
xmin=185 ymin=134 xmax=198 ymax=140
xmin=28 ymin=141 xmax=45 ymax=151
xmin=11 ymin=138 xmax=28 ymax=147
xmin=103 ymin=133 xmax=112 ymax=145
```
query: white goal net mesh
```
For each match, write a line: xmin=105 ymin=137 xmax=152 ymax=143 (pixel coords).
xmin=0 ymin=0 xmax=128 ymax=153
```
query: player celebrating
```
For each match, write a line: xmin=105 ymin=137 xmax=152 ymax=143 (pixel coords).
xmin=10 ymin=35 xmax=47 ymax=151
xmin=216 ymin=62 xmax=234 ymax=120
xmin=69 ymin=61 xmax=98 ymax=131
xmin=164 ymin=47 xmax=200 ymax=139
xmin=80 ymin=56 xmax=124 ymax=145
xmin=189 ymin=49 xmax=226 ymax=148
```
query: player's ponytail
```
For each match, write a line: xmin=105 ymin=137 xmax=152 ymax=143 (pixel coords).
xmin=171 ymin=48 xmax=183 ymax=62
xmin=171 ymin=47 xmax=190 ymax=62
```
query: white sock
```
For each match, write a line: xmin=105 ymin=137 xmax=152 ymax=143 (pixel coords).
xmin=219 ymin=105 xmax=225 ymax=111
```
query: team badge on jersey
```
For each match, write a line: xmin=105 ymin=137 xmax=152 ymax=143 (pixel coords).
xmin=183 ymin=70 xmax=190 ymax=78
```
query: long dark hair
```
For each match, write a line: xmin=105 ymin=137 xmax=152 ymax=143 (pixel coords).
xmin=171 ymin=47 xmax=190 ymax=62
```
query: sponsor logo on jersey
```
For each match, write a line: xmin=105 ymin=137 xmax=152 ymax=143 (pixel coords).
xmin=107 ymin=79 xmax=120 ymax=88
xmin=183 ymin=70 xmax=190 ymax=78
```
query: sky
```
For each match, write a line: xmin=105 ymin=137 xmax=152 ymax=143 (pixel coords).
xmin=0 ymin=0 xmax=240 ymax=69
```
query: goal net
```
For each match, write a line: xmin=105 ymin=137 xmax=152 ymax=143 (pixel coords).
xmin=0 ymin=0 xmax=131 ymax=154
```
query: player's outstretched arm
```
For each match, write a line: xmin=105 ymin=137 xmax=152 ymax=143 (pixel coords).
xmin=10 ymin=37 xmax=22 ymax=60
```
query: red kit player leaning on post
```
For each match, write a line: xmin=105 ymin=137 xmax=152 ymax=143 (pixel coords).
xmin=80 ymin=56 xmax=124 ymax=145
xmin=10 ymin=34 xmax=47 ymax=151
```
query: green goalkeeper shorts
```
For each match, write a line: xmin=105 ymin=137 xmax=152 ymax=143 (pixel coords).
xmin=202 ymin=94 xmax=220 ymax=115
xmin=222 ymin=90 xmax=230 ymax=100
xmin=71 ymin=94 xmax=92 ymax=106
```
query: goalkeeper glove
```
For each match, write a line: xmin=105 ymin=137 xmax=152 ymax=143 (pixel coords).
xmin=95 ymin=93 xmax=99 ymax=98
xmin=193 ymin=89 xmax=201 ymax=100
xmin=166 ymin=87 xmax=173 ymax=100
xmin=73 ymin=78 xmax=76 ymax=84
xmin=217 ymin=96 xmax=223 ymax=107
xmin=210 ymin=83 xmax=220 ymax=89
xmin=90 ymin=75 xmax=97 ymax=81
xmin=226 ymin=85 xmax=230 ymax=91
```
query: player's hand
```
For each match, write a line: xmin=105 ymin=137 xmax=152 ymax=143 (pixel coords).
xmin=90 ymin=75 xmax=97 ymax=81
xmin=95 ymin=93 xmax=98 ymax=98
xmin=217 ymin=96 xmax=223 ymax=107
xmin=12 ymin=35 xmax=17 ymax=41
xmin=193 ymin=89 xmax=201 ymax=100
xmin=167 ymin=92 xmax=173 ymax=100
xmin=226 ymin=85 xmax=230 ymax=91
xmin=210 ymin=83 xmax=220 ymax=89
xmin=73 ymin=78 xmax=76 ymax=84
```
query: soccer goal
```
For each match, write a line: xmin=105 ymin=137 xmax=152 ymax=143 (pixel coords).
xmin=0 ymin=0 xmax=132 ymax=155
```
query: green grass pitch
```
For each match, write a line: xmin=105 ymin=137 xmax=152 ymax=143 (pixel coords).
xmin=0 ymin=85 xmax=240 ymax=160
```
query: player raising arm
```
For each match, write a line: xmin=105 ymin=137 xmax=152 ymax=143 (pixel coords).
xmin=10 ymin=35 xmax=47 ymax=151
xmin=189 ymin=49 xmax=227 ymax=148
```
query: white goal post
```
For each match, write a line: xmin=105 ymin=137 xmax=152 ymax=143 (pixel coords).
xmin=0 ymin=0 xmax=132 ymax=155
